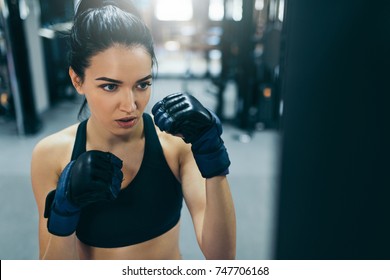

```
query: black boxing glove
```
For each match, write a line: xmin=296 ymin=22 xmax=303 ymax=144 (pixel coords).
xmin=44 ymin=150 xmax=123 ymax=236
xmin=152 ymin=92 xmax=230 ymax=178
xmin=68 ymin=150 xmax=123 ymax=206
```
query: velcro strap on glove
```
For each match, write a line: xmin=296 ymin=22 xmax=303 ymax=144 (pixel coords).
xmin=43 ymin=161 xmax=81 ymax=236
xmin=193 ymin=145 xmax=230 ymax=178
xmin=191 ymin=112 xmax=231 ymax=178
xmin=44 ymin=189 xmax=80 ymax=236
xmin=47 ymin=205 xmax=80 ymax=236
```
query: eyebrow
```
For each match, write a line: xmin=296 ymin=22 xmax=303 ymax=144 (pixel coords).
xmin=95 ymin=77 xmax=123 ymax=84
xmin=95 ymin=74 xmax=152 ymax=84
xmin=136 ymin=75 xmax=153 ymax=83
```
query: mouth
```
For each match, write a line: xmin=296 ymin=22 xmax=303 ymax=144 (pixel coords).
xmin=115 ymin=116 xmax=138 ymax=128
xmin=117 ymin=116 xmax=136 ymax=122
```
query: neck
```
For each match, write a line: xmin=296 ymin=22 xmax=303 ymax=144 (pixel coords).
xmin=86 ymin=115 xmax=144 ymax=151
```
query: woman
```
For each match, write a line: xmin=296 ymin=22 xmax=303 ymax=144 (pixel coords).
xmin=31 ymin=0 xmax=236 ymax=260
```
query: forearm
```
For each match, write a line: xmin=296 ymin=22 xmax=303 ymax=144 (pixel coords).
xmin=42 ymin=234 xmax=79 ymax=260
xmin=201 ymin=176 xmax=236 ymax=260
xmin=152 ymin=92 xmax=235 ymax=258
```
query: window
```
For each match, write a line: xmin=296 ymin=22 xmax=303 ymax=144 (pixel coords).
xmin=155 ymin=0 xmax=193 ymax=21
xmin=209 ymin=0 xmax=224 ymax=21
xmin=225 ymin=0 xmax=242 ymax=21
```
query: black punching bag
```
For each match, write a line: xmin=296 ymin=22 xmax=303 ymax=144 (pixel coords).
xmin=275 ymin=0 xmax=390 ymax=259
xmin=3 ymin=0 xmax=41 ymax=134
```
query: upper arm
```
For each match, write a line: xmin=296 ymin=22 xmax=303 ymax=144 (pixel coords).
xmin=179 ymin=145 xmax=207 ymax=245
xmin=30 ymin=135 xmax=70 ymax=258
xmin=154 ymin=122 xmax=207 ymax=245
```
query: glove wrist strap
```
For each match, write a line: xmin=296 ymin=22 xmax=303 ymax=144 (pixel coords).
xmin=191 ymin=113 xmax=231 ymax=178
xmin=193 ymin=145 xmax=230 ymax=178
xmin=47 ymin=208 xmax=80 ymax=236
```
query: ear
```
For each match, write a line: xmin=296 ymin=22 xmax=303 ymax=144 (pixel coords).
xmin=69 ymin=67 xmax=84 ymax=95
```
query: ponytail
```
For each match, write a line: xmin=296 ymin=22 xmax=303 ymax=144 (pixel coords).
xmin=74 ymin=0 xmax=141 ymax=19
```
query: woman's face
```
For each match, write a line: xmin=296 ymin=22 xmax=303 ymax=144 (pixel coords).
xmin=70 ymin=45 xmax=153 ymax=136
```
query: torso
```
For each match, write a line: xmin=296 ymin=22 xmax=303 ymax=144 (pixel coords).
xmin=53 ymin=114 xmax=187 ymax=259
xmin=77 ymin=223 xmax=182 ymax=259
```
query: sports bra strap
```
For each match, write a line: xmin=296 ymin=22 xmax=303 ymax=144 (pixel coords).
xmin=71 ymin=119 xmax=88 ymax=161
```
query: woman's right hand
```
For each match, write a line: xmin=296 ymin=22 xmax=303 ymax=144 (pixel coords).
xmin=45 ymin=150 xmax=123 ymax=236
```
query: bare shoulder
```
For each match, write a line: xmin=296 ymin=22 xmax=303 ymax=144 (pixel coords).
xmin=149 ymin=114 xmax=192 ymax=179
xmin=32 ymin=124 xmax=79 ymax=169
xmin=158 ymin=128 xmax=188 ymax=150
xmin=151 ymin=116 xmax=190 ymax=155
xmin=31 ymin=124 xmax=79 ymax=203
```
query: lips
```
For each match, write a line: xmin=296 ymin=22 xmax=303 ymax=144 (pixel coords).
xmin=117 ymin=117 xmax=136 ymax=122
xmin=116 ymin=116 xmax=138 ymax=128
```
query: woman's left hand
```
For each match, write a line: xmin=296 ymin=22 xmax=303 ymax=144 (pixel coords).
xmin=152 ymin=92 xmax=230 ymax=178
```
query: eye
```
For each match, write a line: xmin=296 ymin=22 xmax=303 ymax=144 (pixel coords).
xmin=100 ymin=84 xmax=118 ymax=92
xmin=136 ymin=81 xmax=152 ymax=91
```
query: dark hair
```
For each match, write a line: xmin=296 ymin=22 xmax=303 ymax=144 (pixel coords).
xmin=69 ymin=0 xmax=157 ymax=119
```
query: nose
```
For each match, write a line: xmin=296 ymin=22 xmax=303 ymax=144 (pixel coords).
xmin=119 ymin=89 xmax=137 ymax=113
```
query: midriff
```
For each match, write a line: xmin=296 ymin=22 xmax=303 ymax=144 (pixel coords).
xmin=77 ymin=222 xmax=182 ymax=260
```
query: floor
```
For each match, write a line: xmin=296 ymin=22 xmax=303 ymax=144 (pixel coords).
xmin=0 ymin=53 xmax=281 ymax=260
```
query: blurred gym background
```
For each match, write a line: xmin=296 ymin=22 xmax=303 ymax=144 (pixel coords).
xmin=0 ymin=0 xmax=389 ymax=259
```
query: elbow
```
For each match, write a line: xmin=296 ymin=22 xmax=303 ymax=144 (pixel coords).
xmin=205 ymin=251 xmax=236 ymax=260
xmin=220 ymin=249 xmax=236 ymax=260
xmin=204 ymin=244 xmax=236 ymax=260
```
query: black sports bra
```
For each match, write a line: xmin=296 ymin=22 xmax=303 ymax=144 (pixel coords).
xmin=72 ymin=113 xmax=183 ymax=248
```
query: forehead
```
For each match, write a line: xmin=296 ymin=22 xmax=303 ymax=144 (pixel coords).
xmin=86 ymin=45 xmax=152 ymax=78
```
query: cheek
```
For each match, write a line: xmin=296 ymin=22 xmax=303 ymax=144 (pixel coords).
xmin=139 ymin=93 xmax=151 ymax=108
xmin=143 ymin=92 xmax=151 ymax=103
xmin=85 ymin=94 xmax=116 ymax=113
